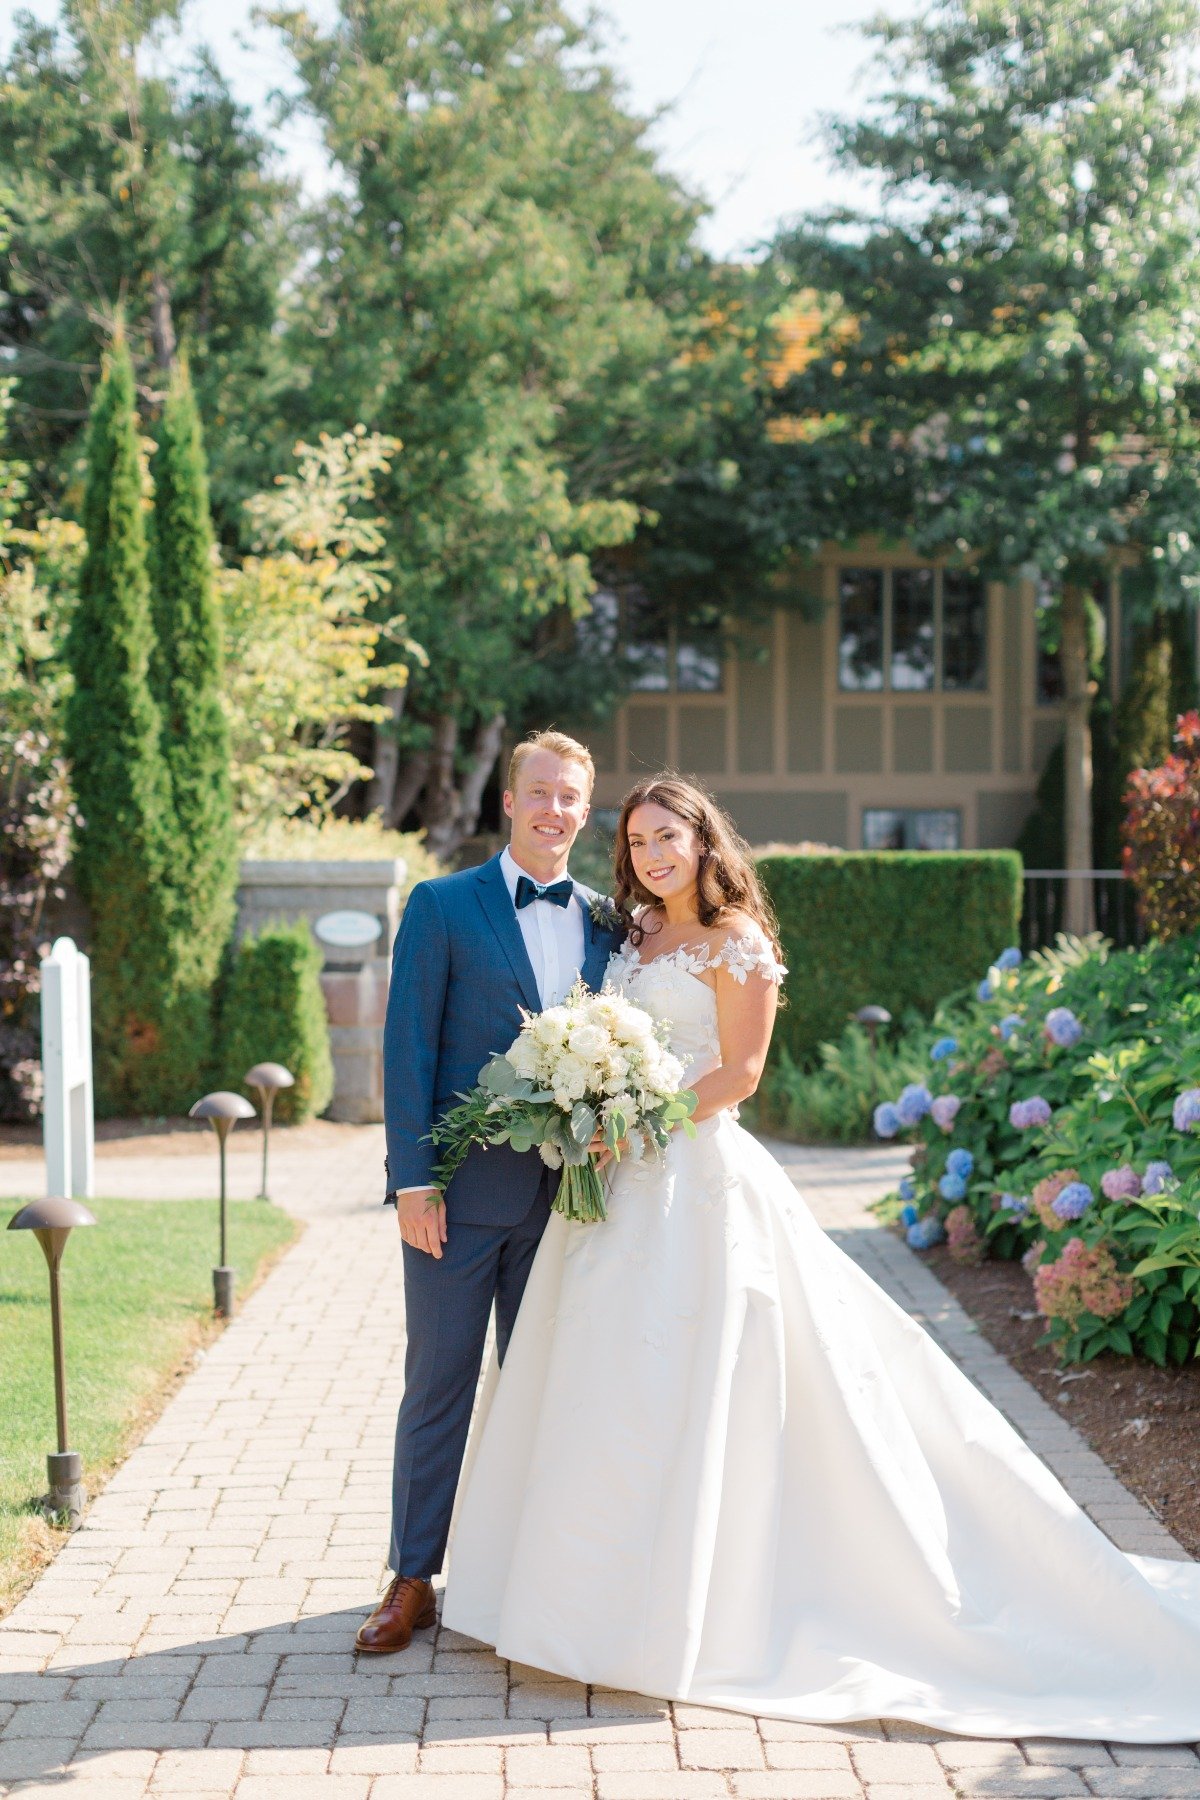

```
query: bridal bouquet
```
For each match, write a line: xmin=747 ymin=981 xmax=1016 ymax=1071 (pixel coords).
xmin=428 ymin=979 xmax=697 ymax=1221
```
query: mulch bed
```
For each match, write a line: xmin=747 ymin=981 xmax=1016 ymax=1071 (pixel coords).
xmin=925 ymin=1244 xmax=1200 ymax=1557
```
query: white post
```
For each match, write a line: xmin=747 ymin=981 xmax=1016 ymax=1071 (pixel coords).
xmin=40 ymin=937 xmax=95 ymax=1201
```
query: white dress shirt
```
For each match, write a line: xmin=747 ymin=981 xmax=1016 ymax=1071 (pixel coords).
xmin=500 ymin=845 xmax=585 ymax=1008
xmin=392 ymin=849 xmax=585 ymax=1197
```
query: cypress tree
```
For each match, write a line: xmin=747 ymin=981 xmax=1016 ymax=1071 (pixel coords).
xmin=150 ymin=359 xmax=237 ymax=1090
xmin=65 ymin=336 xmax=177 ymax=1114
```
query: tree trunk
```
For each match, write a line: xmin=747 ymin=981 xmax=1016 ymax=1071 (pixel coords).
xmin=456 ymin=713 xmax=506 ymax=844
xmin=366 ymin=686 xmax=407 ymax=821
xmin=419 ymin=713 xmax=462 ymax=861
xmin=150 ymin=273 xmax=177 ymax=372
xmin=1060 ymin=581 xmax=1096 ymax=935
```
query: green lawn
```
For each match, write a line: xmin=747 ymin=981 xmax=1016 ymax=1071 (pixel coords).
xmin=0 ymin=1196 xmax=300 ymax=1613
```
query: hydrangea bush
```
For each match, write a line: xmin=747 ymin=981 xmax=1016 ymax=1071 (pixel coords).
xmin=877 ymin=932 xmax=1200 ymax=1365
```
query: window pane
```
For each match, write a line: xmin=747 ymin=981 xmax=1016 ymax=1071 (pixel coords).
xmin=676 ymin=608 xmax=723 ymax=684
xmin=863 ymin=809 xmax=905 ymax=849
xmin=942 ymin=572 xmax=987 ymax=691
xmin=838 ymin=568 xmax=884 ymax=691
xmin=1035 ymin=577 xmax=1063 ymax=704
xmin=913 ymin=809 xmax=960 ymax=850
xmin=623 ymin=590 xmax=669 ymax=691
xmin=891 ymin=568 xmax=936 ymax=690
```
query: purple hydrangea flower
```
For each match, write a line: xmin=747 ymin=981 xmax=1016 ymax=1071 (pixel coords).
xmin=1173 ymin=1089 xmax=1200 ymax=1133
xmin=899 ymin=1202 xmax=919 ymax=1227
xmin=946 ymin=1147 xmax=974 ymax=1180
xmin=898 ymin=1176 xmax=916 ymax=1203
xmin=874 ymin=1102 xmax=901 ymax=1139
xmin=1010 ymin=1095 xmax=1052 ymax=1130
xmin=895 ymin=1083 xmax=933 ymax=1127
xmin=930 ymin=1036 xmax=958 ymax=1062
xmin=931 ymin=1094 xmax=962 ymax=1133
xmin=1051 ymin=1180 xmax=1094 ymax=1221
xmin=1142 ymin=1160 xmax=1174 ymax=1195
xmin=1044 ymin=1007 xmax=1083 ymax=1049
xmin=999 ymin=1014 xmax=1023 ymax=1041
xmin=1100 ymin=1165 xmax=1142 ymax=1203
xmin=1000 ymin=1192 xmax=1030 ymax=1216
xmin=907 ymin=1214 xmax=946 ymax=1250
xmin=977 ymin=979 xmax=995 ymax=1002
xmin=939 ymin=1172 xmax=967 ymax=1202
xmin=996 ymin=947 xmax=1023 ymax=970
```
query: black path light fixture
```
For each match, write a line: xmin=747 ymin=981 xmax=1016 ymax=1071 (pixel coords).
xmin=243 ymin=1063 xmax=295 ymax=1201
xmin=854 ymin=1004 xmax=893 ymax=1103
xmin=188 ymin=1090 xmax=255 ymax=1317
xmin=7 ymin=1195 xmax=97 ymax=1527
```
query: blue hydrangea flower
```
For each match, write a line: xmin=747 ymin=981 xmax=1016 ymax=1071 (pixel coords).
xmin=977 ymin=979 xmax=995 ymax=1002
xmin=895 ymin=1083 xmax=933 ymax=1127
xmin=930 ymin=1036 xmax=958 ymax=1062
xmin=1010 ymin=1096 xmax=1052 ymax=1130
xmin=1141 ymin=1160 xmax=1174 ymax=1195
xmin=1051 ymin=1180 xmax=1094 ymax=1221
xmin=900 ymin=1203 xmax=919 ymax=1227
xmin=946 ymin=1147 xmax=974 ymax=1180
xmin=1173 ymin=1089 xmax=1200 ymax=1133
xmin=1044 ymin=1006 xmax=1083 ymax=1049
xmin=995 ymin=947 xmax=1023 ymax=970
xmin=999 ymin=1014 xmax=1022 ymax=1041
xmin=939 ymin=1172 xmax=967 ymax=1201
xmin=999 ymin=1192 xmax=1030 ymax=1216
xmin=907 ymin=1214 xmax=946 ymax=1250
xmin=898 ymin=1176 xmax=916 ymax=1203
xmin=874 ymin=1102 xmax=901 ymax=1139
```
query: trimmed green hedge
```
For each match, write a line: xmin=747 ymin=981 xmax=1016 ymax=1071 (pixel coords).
xmin=757 ymin=851 xmax=1022 ymax=1066
xmin=218 ymin=920 xmax=334 ymax=1123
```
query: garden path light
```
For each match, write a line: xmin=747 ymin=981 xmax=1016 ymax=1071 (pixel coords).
xmin=6 ymin=1195 xmax=97 ymax=1527
xmin=189 ymin=1090 xmax=255 ymax=1317
xmin=855 ymin=1004 xmax=892 ymax=1101
xmin=243 ymin=1062 xmax=295 ymax=1201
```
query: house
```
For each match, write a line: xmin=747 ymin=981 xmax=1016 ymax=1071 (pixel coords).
xmin=578 ymin=556 xmax=1131 ymax=852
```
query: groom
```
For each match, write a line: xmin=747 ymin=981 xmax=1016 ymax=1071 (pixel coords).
xmin=357 ymin=729 xmax=624 ymax=1652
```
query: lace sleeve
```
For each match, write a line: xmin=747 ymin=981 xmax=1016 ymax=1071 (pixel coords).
xmin=713 ymin=926 xmax=788 ymax=986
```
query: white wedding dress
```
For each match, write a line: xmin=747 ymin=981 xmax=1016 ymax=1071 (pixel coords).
xmin=441 ymin=932 xmax=1200 ymax=1741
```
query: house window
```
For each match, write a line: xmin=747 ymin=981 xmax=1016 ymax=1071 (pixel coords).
xmin=838 ymin=567 xmax=987 ymax=692
xmin=598 ymin=589 xmax=724 ymax=693
xmin=863 ymin=807 xmax=961 ymax=850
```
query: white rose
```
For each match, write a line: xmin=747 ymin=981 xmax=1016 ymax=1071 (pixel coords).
xmin=567 ymin=1024 xmax=608 ymax=1060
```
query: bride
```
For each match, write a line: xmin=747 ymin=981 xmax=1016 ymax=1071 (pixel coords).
xmin=442 ymin=773 xmax=1200 ymax=1741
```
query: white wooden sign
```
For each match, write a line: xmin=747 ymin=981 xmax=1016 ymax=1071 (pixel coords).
xmin=41 ymin=937 xmax=94 ymax=1200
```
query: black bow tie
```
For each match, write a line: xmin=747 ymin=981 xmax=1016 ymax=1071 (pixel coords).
xmin=514 ymin=874 xmax=573 ymax=910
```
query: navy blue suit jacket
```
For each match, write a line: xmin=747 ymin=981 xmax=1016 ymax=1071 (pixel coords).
xmin=382 ymin=853 xmax=624 ymax=1227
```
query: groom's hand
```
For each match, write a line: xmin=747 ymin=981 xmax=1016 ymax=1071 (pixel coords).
xmin=397 ymin=1188 xmax=447 ymax=1258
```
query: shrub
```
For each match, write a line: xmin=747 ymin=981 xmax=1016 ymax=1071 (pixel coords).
xmin=1122 ymin=710 xmax=1200 ymax=941
xmin=219 ymin=921 xmax=333 ymax=1123
xmin=877 ymin=931 xmax=1200 ymax=1365
xmin=242 ymin=815 xmax=442 ymax=905
xmin=753 ymin=1014 xmax=937 ymax=1144
xmin=756 ymin=851 xmax=1022 ymax=1066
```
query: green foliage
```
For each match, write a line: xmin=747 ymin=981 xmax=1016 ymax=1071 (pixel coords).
xmin=149 ymin=358 xmax=237 ymax=1082
xmin=756 ymin=851 xmax=1022 ymax=1065
xmin=754 ymin=1016 xmax=938 ymax=1145
xmin=0 ymin=8 xmax=294 ymax=524
xmin=242 ymin=816 xmax=442 ymax=905
xmin=0 ymin=1195 xmax=298 ymax=1614
xmin=219 ymin=922 xmax=333 ymax=1124
xmin=884 ymin=932 xmax=1200 ymax=1364
xmin=64 ymin=338 xmax=183 ymax=1116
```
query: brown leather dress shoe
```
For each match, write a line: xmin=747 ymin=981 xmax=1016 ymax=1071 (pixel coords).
xmin=355 ymin=1575 xmax=437 ymax=1653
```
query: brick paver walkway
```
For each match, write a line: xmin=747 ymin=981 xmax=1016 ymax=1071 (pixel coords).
xmin=1 ymin=1126 xmax=1196 ymax=1799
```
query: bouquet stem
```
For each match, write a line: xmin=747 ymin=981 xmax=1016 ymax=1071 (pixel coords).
xmin=553 ymin=1156 xmax=608 ymax=1223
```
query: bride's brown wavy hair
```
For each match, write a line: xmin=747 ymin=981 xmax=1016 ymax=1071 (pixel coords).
xmin=613 ymin=773 xmax=783 ymax=956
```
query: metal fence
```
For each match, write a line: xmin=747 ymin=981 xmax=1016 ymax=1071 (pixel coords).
xmin=1020 ymin=870 xmax=1144 ymax=955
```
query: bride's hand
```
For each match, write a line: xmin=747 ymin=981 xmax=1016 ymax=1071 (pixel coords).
xmin=589 ymin=1129 xmax=627 ymax=1170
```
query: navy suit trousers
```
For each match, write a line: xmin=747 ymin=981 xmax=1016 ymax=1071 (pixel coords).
xmin=388 ymin=1173 xmax=552 ymax=1577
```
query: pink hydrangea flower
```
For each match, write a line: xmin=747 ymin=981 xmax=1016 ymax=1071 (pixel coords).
xmin=945 ymin=1204 xmax=982 ymax=1265
xmin=1033 ymin=1238 xmax=1135 ymax=1329
xmin=931 ymin=1094 xmax=962 ymax=1133
xmin=1100 ymin=1165 xmax=1142 ymax=1203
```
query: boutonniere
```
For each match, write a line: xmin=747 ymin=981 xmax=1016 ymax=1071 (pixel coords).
xmin=586 ymin=893 xmax=622 ymax=937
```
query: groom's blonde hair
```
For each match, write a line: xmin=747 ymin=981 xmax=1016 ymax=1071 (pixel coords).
xmin=508 ymin=730 xmax=595 ymax=796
